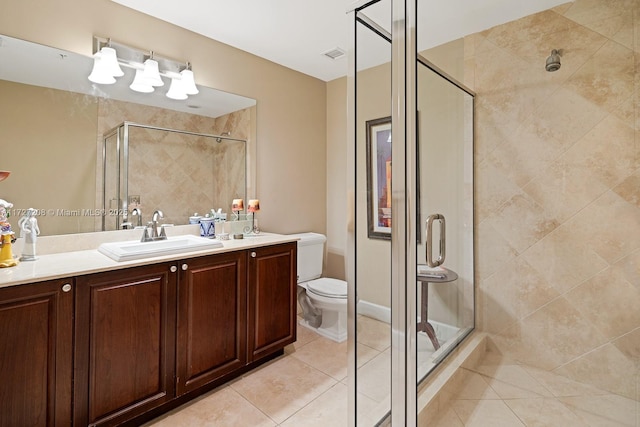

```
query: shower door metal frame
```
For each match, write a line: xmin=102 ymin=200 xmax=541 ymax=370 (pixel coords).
xmin=391 ymin=0 xmax=418 ymax=425
xmin=347 ymin=0 xmax=419 ymax=425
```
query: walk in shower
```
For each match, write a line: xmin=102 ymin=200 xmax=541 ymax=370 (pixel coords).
xmin=348 ymin=0 xmax=475 ymax=424
xmin=101 ymin=122 xmax=247 ymax=231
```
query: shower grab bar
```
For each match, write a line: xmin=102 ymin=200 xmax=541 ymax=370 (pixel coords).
xmin=426 ymin=214 xmax=446 ymax=267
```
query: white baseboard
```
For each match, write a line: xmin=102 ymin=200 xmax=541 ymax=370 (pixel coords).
xmin=357 ymin=299 xmax=459 ymax=342
xmin=357 ymin=299 xmax=390 ymax=323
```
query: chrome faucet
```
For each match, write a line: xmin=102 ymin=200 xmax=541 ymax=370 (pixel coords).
xmin=141 ymin=210 xmax=167 ymax=242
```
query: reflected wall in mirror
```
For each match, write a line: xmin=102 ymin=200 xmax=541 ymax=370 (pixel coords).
xmin=0 ymin=34 xmax=256 ymax=236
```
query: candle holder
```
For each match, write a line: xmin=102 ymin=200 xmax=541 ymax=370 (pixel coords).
xmin=247 ymin=199 xmax=260 ymax=234
xmin=231 ymin=199 xmax=244 ymax=221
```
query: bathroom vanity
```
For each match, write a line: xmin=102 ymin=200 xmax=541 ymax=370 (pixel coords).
xmin=0 ymin=233 xmax=297 ymax=427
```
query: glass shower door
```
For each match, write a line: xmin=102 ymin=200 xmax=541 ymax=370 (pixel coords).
xmin=415 ymin=57 xmax=475 ymax=384
xmin=349 ymin=1 xmax=475 ymax=424
xmin=352 ymin=2 xmax=393 ymax=425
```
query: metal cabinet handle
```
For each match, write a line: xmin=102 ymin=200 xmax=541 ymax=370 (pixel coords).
xmin=425 ymin=214 xmax=446 ymax=267
xmin=62 ymin=283 xmax=72 ymax=293
xmin=181 ymin=263 xmax=188 ymax=271
xmin=170 ymin=265 xmax=177 ymax=273
xmin=251 ymin=252 xmax=257 ymax=258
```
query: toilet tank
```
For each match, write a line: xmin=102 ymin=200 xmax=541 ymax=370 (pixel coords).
xmin=289 ymin=233 xmax=326 ymax=283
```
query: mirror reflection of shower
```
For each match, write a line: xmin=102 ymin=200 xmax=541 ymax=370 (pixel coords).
xmin=102 ymin=122 xmax=247 ymax=231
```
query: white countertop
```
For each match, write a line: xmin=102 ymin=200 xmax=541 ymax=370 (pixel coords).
xmin=0 ymin=232 xmax=297 ymax=289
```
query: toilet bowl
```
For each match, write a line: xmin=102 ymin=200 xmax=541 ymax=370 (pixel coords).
xmin=298 ymin=277 xmax=347 ymax=343
xmin=290 ymin=232 xmax=348 ymax=343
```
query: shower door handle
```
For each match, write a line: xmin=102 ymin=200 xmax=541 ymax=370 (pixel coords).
xmin=425 ymin=214 xmax=446 ymax=267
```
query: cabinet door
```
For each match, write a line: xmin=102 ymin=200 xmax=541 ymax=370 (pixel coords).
xmin=0 ymin=279 xmax=73 ymax=427
xmin=74 ymin=263 xmax=177 ymax=427
xmin=247 ymin=242 xmax=297 ymax=361
xmin=176 ymin=252 xmax=247 ymax=395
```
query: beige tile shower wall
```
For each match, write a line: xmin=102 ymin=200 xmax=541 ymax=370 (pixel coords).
xmin=467 ymin=0 xmax=640 ymax=400
xmin=96 ymin=99 xmax=250 ymax=227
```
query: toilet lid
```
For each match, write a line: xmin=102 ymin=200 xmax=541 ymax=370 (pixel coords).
xmin=307 ymin=278 xmax=347 ymax=298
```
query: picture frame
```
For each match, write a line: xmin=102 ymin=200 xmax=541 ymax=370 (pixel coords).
xmin=366 ymin=116 xmax=392 ymax=240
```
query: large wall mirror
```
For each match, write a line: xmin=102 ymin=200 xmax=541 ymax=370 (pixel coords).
xmin=0 ymin=34 xmax=256 ymax=236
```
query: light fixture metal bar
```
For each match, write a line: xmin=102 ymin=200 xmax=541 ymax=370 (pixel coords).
xmin=93 ymin=36 xmax=189 ymax=77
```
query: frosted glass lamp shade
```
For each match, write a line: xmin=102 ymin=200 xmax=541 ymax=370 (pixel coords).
xmin=166 ymin=77 xmax=188 ymax=100
xmin=142 ymin=58 xmax=164 ymax=87
xmin=180 ymin=69 xmax=199 ymax=95
xmin=129 ymin=68 xmax=154 ymax=93
xmin=87 ymin=46 xmax=123 ymax=84
xmin=99 ymin=47 xmax=124 ymax=77
xmin=88 ymin=53 xmax=116 ymax=84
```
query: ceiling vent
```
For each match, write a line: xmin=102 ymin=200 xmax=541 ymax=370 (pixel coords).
xmin=322 ymin=47 xmax=346 ymax=60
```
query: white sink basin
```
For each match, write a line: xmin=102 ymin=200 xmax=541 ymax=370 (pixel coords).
xmin=98 ymin=235 xmax=223 ymax=262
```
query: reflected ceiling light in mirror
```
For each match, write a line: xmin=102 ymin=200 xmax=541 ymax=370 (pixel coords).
xmin=90 ymin=36 xmax=197 ymax=99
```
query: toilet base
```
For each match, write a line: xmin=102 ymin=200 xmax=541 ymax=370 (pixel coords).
xmin=299 ymin=308 xmax=347 ymax=343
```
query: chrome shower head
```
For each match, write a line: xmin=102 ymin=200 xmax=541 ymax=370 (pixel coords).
xmin=546 ymin=49 xmax=561 ymax=72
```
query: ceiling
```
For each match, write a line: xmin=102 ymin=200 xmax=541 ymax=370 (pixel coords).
xmin=111 ymin=0 xmax=570 ymax=82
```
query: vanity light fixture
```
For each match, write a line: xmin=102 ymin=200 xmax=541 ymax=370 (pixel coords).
xmin=129 ymin=68 xmax=155 ymax=93
xmin=179 ymin=64 xmax=199 ymax=95
xmin=89 ymin=36 xmax=198 ymax=99
xmin=129 ymin=52 xmax=164 ymax=93
xmin=88 ymin=41 xmax=124 ymax=84
xmin=166 ymin=75 xmax=188 ymax=100
xmin=166 ymin=63 xmax=198 ymax=100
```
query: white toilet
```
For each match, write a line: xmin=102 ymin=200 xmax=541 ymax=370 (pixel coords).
xmin=291 ymin=232 xmax=348 ymax=343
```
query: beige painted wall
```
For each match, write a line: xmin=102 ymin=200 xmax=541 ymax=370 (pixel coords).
xmin=326 ymin=77 xmax=348 ymax=279
xmin=0 ymin=0 xmax=326 ymax=237
xmin=325 ymin=39 xmax=472 ymax=316
xmin=355 ymin=62 xmax=392 ymax=309
xmin=0 ymin=80 xmax=98 ymax=234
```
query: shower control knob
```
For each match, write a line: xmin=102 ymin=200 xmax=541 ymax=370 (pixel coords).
xmin=170 ymin=266 xmax=177 ymax=273
xmin=182 ymin=263 xmax=188 ymax=271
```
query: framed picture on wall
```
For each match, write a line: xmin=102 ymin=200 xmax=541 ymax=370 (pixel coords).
xmin=366 ymin=116 xmax=392 ymax=240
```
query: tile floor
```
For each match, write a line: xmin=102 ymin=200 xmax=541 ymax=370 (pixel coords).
xmin=146 ymin=318 xmax=638 ymax=426
xmin=145 ymin=315 xmax=391 ymax=427
xmin=429 ymin=349 xmax=640 ymax=427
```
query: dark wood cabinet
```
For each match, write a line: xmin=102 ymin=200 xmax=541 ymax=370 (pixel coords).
xmin=176 ymin=251 xmax=247 ymax=394
xmin=74 ymin=263 xmax=177 ymax=427
xmin=247 ymin=242 xmax=297 ymax=361
xmin=0 ymin=278 xmax=74 ymax=427
xmin=0 ymin=242 xmax=296 ymax=426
